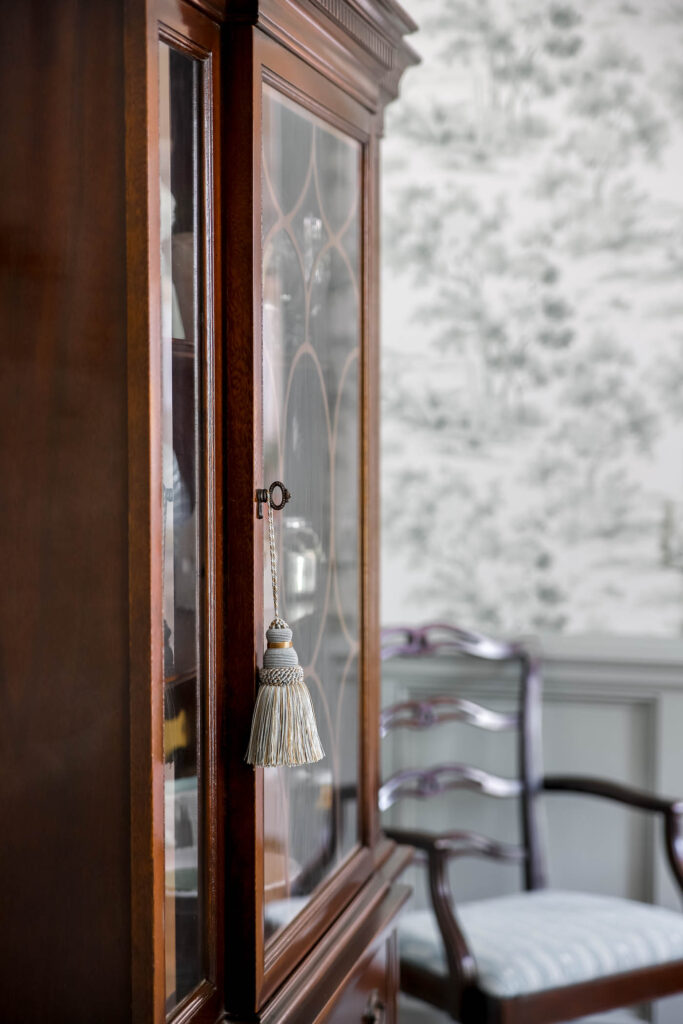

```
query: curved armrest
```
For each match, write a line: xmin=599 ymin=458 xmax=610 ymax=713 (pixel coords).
xmin=383 ymin=826 xmax=478 ymax=1008
xmin=543 ymin=774 xmax=681 ymax=813
xmin=543 ymin=774 xmax=683 ymax=895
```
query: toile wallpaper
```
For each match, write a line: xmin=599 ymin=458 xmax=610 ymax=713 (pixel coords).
xmin=381 ymin=0 xmax=683 ymax=638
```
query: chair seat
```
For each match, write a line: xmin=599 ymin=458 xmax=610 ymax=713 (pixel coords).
xmin=398 ymin=993 xmax=639 ymax=1023
xmin=399 ymin=889 xmax=683 ymax=998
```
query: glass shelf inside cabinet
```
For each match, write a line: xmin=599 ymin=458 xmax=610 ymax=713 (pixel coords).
xmin=159 ymin=40 xmax=204 ymax=1012
xmin=261 ymin=84 xmax=362 ymax=940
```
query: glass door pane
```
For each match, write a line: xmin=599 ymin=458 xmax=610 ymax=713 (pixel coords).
xmin=159 ymin=40 xmax=204 ymax=1010
xmin=261 ymin=84 xmax=362 ymax=938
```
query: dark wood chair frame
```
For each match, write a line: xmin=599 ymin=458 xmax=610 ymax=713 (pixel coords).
xmin=379 ymin=624 xmax=683 ymax=1024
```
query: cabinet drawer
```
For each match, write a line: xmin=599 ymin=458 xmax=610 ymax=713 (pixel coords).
xmin=324 ymin=932 xmax=398 ymax=1024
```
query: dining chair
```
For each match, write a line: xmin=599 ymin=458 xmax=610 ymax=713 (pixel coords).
xmin=380 ymin=624 xmax=683 ymax=1024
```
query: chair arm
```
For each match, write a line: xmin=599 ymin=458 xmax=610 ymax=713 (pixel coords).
xmin=543 ymin=774 xmax=683 ymax=896
xmin=383 ymin=826 xmax=478 ymax=1005
xmin=543 ymin=774 xmax=681 ymax=813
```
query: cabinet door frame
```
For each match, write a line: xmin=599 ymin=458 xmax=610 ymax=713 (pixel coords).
xmin=223 ymin=26 xmax=385 ymax=1013
xmin=126 ymin=1 xmax=223 ymax=1022
xmin=126 ymin=0 xmax=413 ymax=1016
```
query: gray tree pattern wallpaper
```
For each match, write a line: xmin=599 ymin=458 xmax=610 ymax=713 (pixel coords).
xmin=381 ymin=0 xmax=683 ymax=638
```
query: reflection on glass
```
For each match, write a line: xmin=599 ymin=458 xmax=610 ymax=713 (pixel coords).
xmin=261 ymin=85 xmax=362 ymax=938
xmin=159 ymin=40 xmax=203 ymax=1010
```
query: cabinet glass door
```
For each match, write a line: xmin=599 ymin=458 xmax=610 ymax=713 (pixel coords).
xmin=159 ymin=39 xmax=204 ymax=1010
xmin=261 ymin=84 xmax=362 ymax=937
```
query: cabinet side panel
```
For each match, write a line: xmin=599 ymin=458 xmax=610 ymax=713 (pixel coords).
xmin=0 ymin=1 xmax=131 ymax=1020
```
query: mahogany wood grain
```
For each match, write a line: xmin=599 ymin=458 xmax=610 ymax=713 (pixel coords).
xmin=0 ymin=1 xmax=131 ymax=1019
xmin=127 ymin=1 xmax=223 ymax=1022
xmin=186 ymin=0 xmax=227 ymax=17
xmin=126 ymin=0 xmax=164 ymax=1018
xmin=323 ymin=933 xmax=397 ymax=1024
xmin=221 ymin=18 xmax=264 ymax=1017
xmin=253 ymin=0 xmax=417 ymax=115
xmin=462 ymin=959 xmax=683 ymax=1024
xmin=222 ymin=21 xmax=406 ymax=1015
xmin=0 ymin=1 xmax=416 ymax=1021
xmin=258 ymin=846 xmax=412 ymax=1024
xmin=262 ymin=846 xmax=375 ymax=996
xmin=154 ymin=6 xmax=415 ymax=1016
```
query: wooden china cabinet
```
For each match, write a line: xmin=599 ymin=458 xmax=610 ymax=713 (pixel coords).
xmin=0 ymin=1 xmax=416 ymax=1023
xmin=129 ymin=4 xmax=419 ymax=1021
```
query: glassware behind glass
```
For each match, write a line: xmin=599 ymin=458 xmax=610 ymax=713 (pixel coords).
xmin=261 ymin=85 xmax=362 ymax=939
xmin=159 ymin=40 xmax=203 ymax=1011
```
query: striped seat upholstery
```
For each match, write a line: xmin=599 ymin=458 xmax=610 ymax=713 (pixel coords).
xmin=399 ymin=890 xmax=683 ymax=998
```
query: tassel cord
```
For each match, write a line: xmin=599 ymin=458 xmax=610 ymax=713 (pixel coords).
xmin=267 ymin=502 xmax=280 ymax=621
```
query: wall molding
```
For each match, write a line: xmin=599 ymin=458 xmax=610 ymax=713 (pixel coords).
xmin=384 ymin=646 xmax=683 ymax=700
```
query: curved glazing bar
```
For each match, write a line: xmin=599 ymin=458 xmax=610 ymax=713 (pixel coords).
xmin=261 ymin=84 xmax=362 ymax=939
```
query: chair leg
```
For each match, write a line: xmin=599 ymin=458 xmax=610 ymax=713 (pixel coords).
xmin=460 ymin=988 xmax=501 ymax=1024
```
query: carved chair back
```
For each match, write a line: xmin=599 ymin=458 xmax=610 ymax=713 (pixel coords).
xmin=379 ymin=623 xmax=546 ymax=891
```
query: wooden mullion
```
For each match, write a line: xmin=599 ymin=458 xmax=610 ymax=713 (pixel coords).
xmin=221 ymin=21 xmax=264 ymax=1017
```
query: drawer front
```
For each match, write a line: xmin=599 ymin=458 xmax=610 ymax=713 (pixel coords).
xmin=323 ymin=931 xmax=398 ymax=1024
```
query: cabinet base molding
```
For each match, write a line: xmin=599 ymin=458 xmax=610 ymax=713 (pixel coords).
xmin=224 ymin=845 xmax=411 ymax=1024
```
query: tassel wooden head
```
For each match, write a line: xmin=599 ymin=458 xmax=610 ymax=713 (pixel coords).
xmin=245 ymin=618 xmax=325 ymax=766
